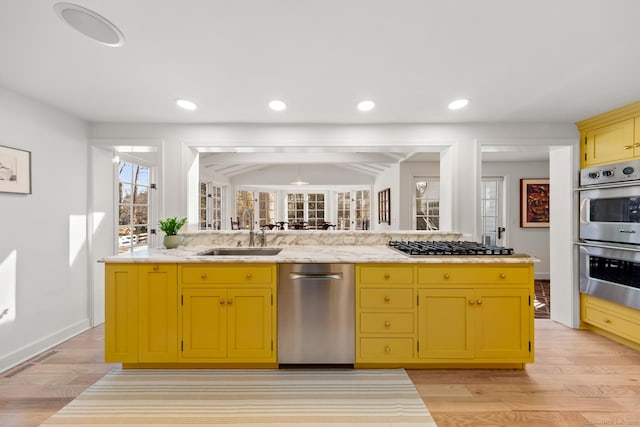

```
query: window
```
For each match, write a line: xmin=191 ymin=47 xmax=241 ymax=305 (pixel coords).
xmin=287 ymin=193 xmax=305 ymax=225
xmin=257 ymin=191 xmax=276 ymax=227
xmin=118 ymin=161 xmax=152 ymax=254
xmin=336 ymin=190 xmax=370 ymax=230
xmin=235 ymin=190 xmax=255 ymax=229
xmin=415 ymin=178 xmax=440 ymax=230
xmin=337 ymin=192 xmax=351 ymax=230
xmin=199 ymin=182 xmax=223 ymax=230
xmin=307 ymin=193 xmax=325 ymax=229
xmin=481 ymin=177 xmax=504 ymax=245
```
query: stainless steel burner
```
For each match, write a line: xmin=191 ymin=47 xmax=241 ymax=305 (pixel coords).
xmin=388 ymin=241 xmax=514 ymax=256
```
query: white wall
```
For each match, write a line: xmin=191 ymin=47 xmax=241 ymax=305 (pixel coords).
xmin=0 ymin=86 xmax=90 ymax=372
xmin=482 ymin=160 xmax=550 ymax=279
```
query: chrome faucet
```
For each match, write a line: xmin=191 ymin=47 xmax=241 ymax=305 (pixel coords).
xmin=259 ymin=228 xmax=267 ymax=247
xmin=241 ymin=208 xmax=255 ymax=247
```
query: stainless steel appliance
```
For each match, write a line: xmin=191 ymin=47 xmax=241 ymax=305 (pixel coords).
xmin=580 ymin=159 xmax=640 ymax=245
xmin=579 ymin=159 xmax=640 ymax=310
xmin=579 ymin=244 xmax=640 ymax=310
xmin=389 ymin=240 xmax=514 ymax=256
xmin=278 ymin=263 xmax=354 ymax=365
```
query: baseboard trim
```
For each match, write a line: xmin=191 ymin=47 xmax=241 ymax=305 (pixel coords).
xmin=0 ymin=318 xmax=91 ymax=374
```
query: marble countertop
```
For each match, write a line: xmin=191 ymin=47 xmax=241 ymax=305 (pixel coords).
xmin=103 ymin=245 xmax=538 ymax=264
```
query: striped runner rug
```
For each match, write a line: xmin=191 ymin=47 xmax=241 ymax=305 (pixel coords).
xmin=41 ymin=368 xmax=436 ymax=426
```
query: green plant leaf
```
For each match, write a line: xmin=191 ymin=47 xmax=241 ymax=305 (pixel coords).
xmin=158 ymin=217 xmax=187 ymax=235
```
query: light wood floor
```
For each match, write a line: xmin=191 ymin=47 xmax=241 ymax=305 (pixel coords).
xmin=1 ymin=320 xmax=639 ymax=427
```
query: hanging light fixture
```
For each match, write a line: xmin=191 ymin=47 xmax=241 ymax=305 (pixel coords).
xmin=290 ymin=165 xmax=309 ymax=186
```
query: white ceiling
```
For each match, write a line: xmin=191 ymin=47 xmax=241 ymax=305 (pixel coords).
xmin=1 ymin=0 xmax=639 ymax=125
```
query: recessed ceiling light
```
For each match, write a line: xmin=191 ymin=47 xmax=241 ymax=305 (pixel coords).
xmin=53 ymin=2 xmax=125 ymax=47
xmin=357 ymin=100 xmax=376 ymax=112
xmin=448 ymin=98 xmax=470 ymax=110
xmin=176 ymin=99 xmax=198 ymax=111
xmin=269 ymin=100 xmax=287 ymax=111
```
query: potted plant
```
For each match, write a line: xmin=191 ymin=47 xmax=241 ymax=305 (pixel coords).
xmin=159 ymin=217 xmax=187 ymax=249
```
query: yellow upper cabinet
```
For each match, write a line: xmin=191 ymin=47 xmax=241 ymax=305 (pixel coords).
xmin=577 ymin=100 xmax=640 ymax=168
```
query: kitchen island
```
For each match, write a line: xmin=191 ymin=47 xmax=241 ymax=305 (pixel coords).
xmin=103 ymin=243 xmax=537 ymax=369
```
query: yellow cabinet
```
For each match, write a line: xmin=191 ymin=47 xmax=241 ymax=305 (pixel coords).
xmin=355 ymin=265 xmax=416 ymax=364
xmin=178 ymin=264 xmax=277 ymax=365
xmin=105 ymin=263 xmax=138 ymax=363
xmin=576 ymin=100 xmax=640 ymax=168
xmin=583 ymin=118 xmax=635 ymax=166
xmin=581 ymin=294 xmax=640 ymax=349
xmin=179 ymin=287 xmax=274 ymax=362
xmin=105 ymin=263 xmax=177 ymax=363
xmin=417 ymin=265 xmax=534 ymax=365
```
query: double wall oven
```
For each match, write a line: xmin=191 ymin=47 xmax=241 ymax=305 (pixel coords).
xmin=579 ymin=159 xmax=640 ymax=310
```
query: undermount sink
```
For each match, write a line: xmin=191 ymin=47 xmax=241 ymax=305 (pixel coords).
xmin=197 ymin=247 xmax=283 ymax=256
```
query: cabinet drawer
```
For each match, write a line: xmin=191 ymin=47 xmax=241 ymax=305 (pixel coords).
xmin=360 ymin=288 xmax=414 ymax=309
xmin=418 ymin=266 xmax=529 ymax=284
xmin=584 ymin=305 xmax=640 ymax=343
xmin=181 ymin=265 xmax=273 ymax=284
xmin=359 ymin=266 xmax=413 ymax=284
xmin=359 ymin=338 xmax=414 ymax=360
xmin=360 ymin=312 xmax=413 ymax=334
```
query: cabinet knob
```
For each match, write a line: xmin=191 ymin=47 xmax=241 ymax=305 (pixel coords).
xmin=469 ymin=300 xmax=475 ymax=305
xmin=246 ymin=273 xmax=252 ymax=278
xmin=219 ymin=300 xmax=225 ymax=305
xmin=477 ymin=299 xmax=483 ymax=305
xmin=384 ymin=296 xmax=391 ymax=302
xmin=604 ymin=318 xmax=611 ymax=323
xmin=153 ymin=265 xmax=159 ymax=271
xmin=201 ymin=273 xmax=207 ymax=279
xmin=385 ymin=346 xmax=391 ymax=353
xmin=384 ymin=273 xmax=390 ymax=279
xmin=624 ymin=145 xmax=634 ymax=150
xmin=227 ymin=299 xmax=233 ymax=305
xmin=500 ymin=273 xmax=506 ymax=279
xmin=385 ymin=321 xmax=391 ymax=327
xmin=444 ymin=273 xmax=450 ymax=279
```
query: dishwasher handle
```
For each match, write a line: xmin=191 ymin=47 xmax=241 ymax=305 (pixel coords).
xmin=289 ymin=272 xmax=344 ymax=280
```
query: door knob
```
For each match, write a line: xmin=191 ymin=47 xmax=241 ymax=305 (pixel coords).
xmin=227 ymin=299 xmax=233 ymax=305
xmin=219 ymin=300 xmax=225 ymax=305
xmin=201 ymin=273 xmax=207 ymax=279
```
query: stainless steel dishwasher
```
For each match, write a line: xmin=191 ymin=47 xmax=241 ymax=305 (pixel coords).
xmin=278 ymin=263 xmax=354 ymax=365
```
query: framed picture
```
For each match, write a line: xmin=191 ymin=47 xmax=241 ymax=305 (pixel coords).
xmin=520 ymin=178 xmax=549 ymax=228
xmin=378 ymin=188 xmax=390 ymax=225
xmin=0 ymin=145 xmax=31 ymax=194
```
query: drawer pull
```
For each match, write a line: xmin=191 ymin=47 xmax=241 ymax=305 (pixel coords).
xmin=385 ymin=321 xmax=391 ymax=327
xmin=219 ymin=300 xmax=225 ymax=305
xmin=624 ymin=144 xmax=634 ymax=150
xmin=153 ymin=265 xmax=159 ymax=271
xmin=469 ymin=300 xmax=475 ymax=305
xmin=443 ymin=274 xmax=450 ymax=279
xmin=384 ymin=296 xmax=391 ymax=302
xmin=384 ymin=273 xmax=391 ymax=279
xmin=385 ymin=346 xmax=391 ymax=353
xmin=500 ymin=273 xmax=506 ymax=279
xmin=227 ymin=299 xmax=233 ymax=305
xmin=604 ymin=318 xmax=611 ymax=323
xmin=477 ymin=299 xmax=483 ymax=305
xmin=246 ymin=273 xmax=252 ymax=278
xmin=201 ymin=273 xmax=207 ymax=279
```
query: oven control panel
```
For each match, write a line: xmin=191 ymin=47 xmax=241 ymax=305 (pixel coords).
xmin=580 ymin=159 xmax=640 ymax=186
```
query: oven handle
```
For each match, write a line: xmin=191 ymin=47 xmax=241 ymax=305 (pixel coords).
xmin=579 ymin=197 xmax=590 ymax=224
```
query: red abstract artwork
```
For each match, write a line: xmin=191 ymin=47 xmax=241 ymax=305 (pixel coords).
xmin=520 ymin=179 xmax=549 ymax=228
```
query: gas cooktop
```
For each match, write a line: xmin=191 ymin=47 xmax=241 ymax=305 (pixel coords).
xmin=389 ymin=241 xmax=515 ymax=256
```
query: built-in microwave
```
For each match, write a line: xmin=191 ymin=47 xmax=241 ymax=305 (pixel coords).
xmin=579 ymin=159 xmax=640 ymax=246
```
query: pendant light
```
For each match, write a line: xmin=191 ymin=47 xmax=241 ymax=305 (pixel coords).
xmin=290 ymin=165 xmax=309 ymax=186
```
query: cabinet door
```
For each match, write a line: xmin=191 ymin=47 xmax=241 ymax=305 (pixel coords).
xmin=105 ymin=264 xmax=138 ymax=363
xmin=418 ymin=289 xmax=474 ymax=359
xmin=585 ymin=118 xmax=635 ymax=166
xmin=473 ymin=288 xmax=531 ymax=360
xmin=180 ymin=288 xmax=227 ymax=360
xmin=138 ymin=264 xmax=178 ymax=362
xmin=227 ymin=288 xmax=273 ymax=361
